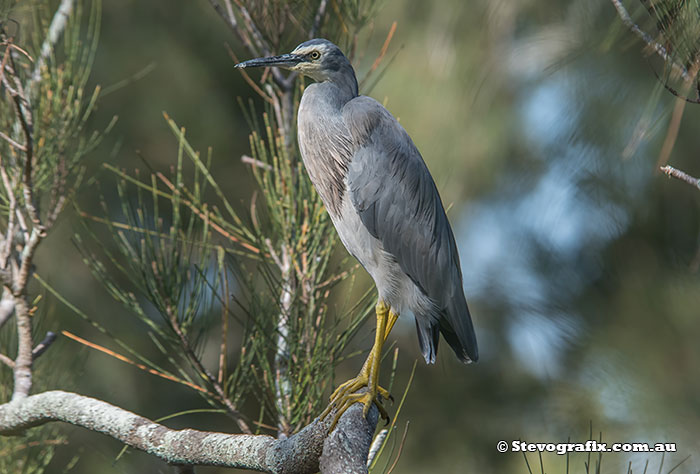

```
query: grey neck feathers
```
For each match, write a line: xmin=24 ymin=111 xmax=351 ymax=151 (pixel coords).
xmin=321 ymin=54 xmax=358 ymax=103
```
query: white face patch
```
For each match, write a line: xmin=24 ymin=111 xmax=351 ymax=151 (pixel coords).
xmin=292 ymin=43 xmax=330 ymax=57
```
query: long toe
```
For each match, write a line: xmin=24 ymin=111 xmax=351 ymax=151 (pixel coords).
xmin=323 ymin=382 xmax=391 ymax=431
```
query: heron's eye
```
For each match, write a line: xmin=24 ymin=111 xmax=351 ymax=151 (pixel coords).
xmin=309 ymin=51 xmax=321 ymax=60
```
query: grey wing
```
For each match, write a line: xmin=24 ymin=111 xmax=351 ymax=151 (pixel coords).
xmin=342 ymin=96 xmax=478 ymax=364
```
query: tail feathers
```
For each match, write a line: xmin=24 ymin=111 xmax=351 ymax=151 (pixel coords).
xmin=443 ymin=292 xmax=478 ymax=363
xmin=415 ymin=318 xmax=439 ymax=364
xmin=414 ymin=293 xmax=478 ymax=364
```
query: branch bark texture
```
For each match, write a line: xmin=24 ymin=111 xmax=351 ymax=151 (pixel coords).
xmin=0 ymin=390 xmax=378 ymax=473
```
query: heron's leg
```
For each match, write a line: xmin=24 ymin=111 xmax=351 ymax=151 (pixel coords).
xmin=321 ymin=301 xmax=397 ymax=430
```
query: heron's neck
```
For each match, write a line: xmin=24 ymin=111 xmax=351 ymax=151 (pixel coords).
xmin=325 ymin=68 xmax=358 ymax=104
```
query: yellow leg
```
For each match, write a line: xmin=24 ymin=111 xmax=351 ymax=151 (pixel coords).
xmin=385 ymin=310 xmax=398 ymax=338
xmin=321 ymin=301 xmax=398 ymax=430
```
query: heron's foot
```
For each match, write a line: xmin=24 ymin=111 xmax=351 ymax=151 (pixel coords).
xmin=321 ymin=372 xmax=391 ymax=431
xmin=321 ymin=300 xmax=396 ymax=432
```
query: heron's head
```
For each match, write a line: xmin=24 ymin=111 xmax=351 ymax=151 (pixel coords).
xmin=235 ymin=39 xmax=357 ymax=94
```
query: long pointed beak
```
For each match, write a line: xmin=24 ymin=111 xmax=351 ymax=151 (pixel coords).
xmin=234 ymin=53 xmax=304 ymax=69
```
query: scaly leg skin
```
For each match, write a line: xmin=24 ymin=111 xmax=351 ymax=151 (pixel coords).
xmin=322 ymin=301 xmax=399 ymax=431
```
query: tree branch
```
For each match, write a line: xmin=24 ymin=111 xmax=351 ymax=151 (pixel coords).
xmin=32 ymin=331 xmax=57 ymax=359
xmin=609 ymin=0 xmax=692 ymax=81
xmin=0 ymin=390 xmax=378 ymax=473
xmin=207 ymin=0 xmax=290 ymax=88
xmin=660 ymin=165 xmax=700 ymax=190
xmin=29 ymin=0 xmax=75 ymax=86
xmin=274 ymin=244 xmax=294 ymax=437
xmin=208 ymin=0 xmax=258 ymax=57
xmin=0 ymin=291 xmax=13 ymax=329
xmin=309 ymin=0 xmax=328 ymax=39
xmin=11 ymin=297 xmax=33 ymax=400
xmin=0 ymin=352 xmax=14 ymax=368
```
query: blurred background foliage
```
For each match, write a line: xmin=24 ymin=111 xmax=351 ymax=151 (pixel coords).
xmin=1 ymin=0 xmax=700 ymax=473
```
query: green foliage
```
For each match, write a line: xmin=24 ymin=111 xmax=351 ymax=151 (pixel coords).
xmin=0 ymin=1 xmax=111 ymax=472
xmin=0 ymin=0 xmax=113 ymax=227
xmin=65 ymin=0 xmax=392 ymax=441
xmin=0 ymin=427 xmax=78 ymax=474
xmin=72 ymin=107 xmax=374 ymax=434
xmin=641 ymin=0 xmax=700 ymax=72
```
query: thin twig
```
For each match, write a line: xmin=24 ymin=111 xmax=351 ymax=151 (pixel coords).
xmin=0 ymin=159 xmax=17 ymax=267
xmin=12 ymin=297 xmax=33 ymax=400
xmin=29 ymin=0 xmax=75 ymax=86
xmin=369 ymin=22 xmax=397 ymax=74
xmin=660 ymin=165 xmax=700 ymax=190
xmin=217 ymin=269 xmax=230 ymax=385
xmin=61 ymin=330 xmax=211 ymax=394
xmin=366 ymin=428 xmax=388 ymax=467
xmin=274 ymin=244 xmax=294 ymax=437
xmin=155 ymin=172 xmax=261 ymax=254
xmin=0 ymin=293 xmax=13 ymax=329
xmin=164 ymin=305 xmax=252 ymax=434
xmin=241 ymin=154 xmax=273 ymax=170
xmin=8 ymin=54 xmax=41 ymax=229
xmin=309 ymin=0 xmax=329 ymax=39
xmin=386 ymin=421 xmax=410 ymax=474
xmin=230 ymin=0 xmax=288 ymax=87
xmin=31 ymin=332 xmax=57 ymax=359
xmin=0 ymin=130 xmax=25 ymax=151
xmin=208 ymin=0 xmax=258 ymax=57
xmin=0 ymin=352 xmax=14 ymax=368
xmin=609 ymin=0 xmax=691 ymax=81
xmin=226 ymin=43 xmax=275 ymax=103
xmin=231 ymin=0 xmax=271 ymax=57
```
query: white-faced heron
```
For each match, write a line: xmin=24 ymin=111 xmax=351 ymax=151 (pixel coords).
xmin=236 ymin=38 xmax=478 ymax=427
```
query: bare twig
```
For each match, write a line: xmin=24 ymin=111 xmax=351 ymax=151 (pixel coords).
xmin=29 ymin=0 xmax=75 ymax=86
xmin=0 ymin=352 xmax=14 ymax=368
xmin=228 ymin=0 xmax=288 ymax=86
xmin=0 ymin=130 xmax=26 ymax=151
xmin=31 ymin=331 xmax=57 ymax=359
xmin=660 ymin=165 xmax=700 ymax=190
xmin=231 ymin=0 xmax=271 ymax=57
xmin=0 ymin=390 xmax=378 ymax=473
xmin=0 ymin=293 xmax=13 ymax=329
xmin=655 ymin=62 xmax=700 ymax=166
xmin=274 ymin=244 xmax=294 ymax=437
xmin=609 ymin=0 xmax=692 ymax=81
xmin=12 ymin=297 xmax=33 ymax=400
xmin=165 ymin=305 xmax=252 ymax=434
xmin=309 ymin=0 xmax=329 ymax=39
xmin=366 ymin=428 xmax=388 ymax=467
xmin=208 ymin=0 xmax=258 ymax=57
xmin=0 ymin=161 xmax=17 ymax=268
xmin=226 ymin=42 xmax=275 ymax=103
xmin=218 ymin=270 xmax=230 ymax=385
xmin=155 ymin=172 xmax=261 ymax=254
xmin=9 ymin=60 xmax=41 ymax=228
xmin=61 ymin=330 xmax=211 ymax=394
xmin=386 ymin=421 xmax=410 ymax=474
xmin=369 ymin=22 xmax=397 ymax=75
xmin=242 ymin=154 xmax=273 ymax=171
